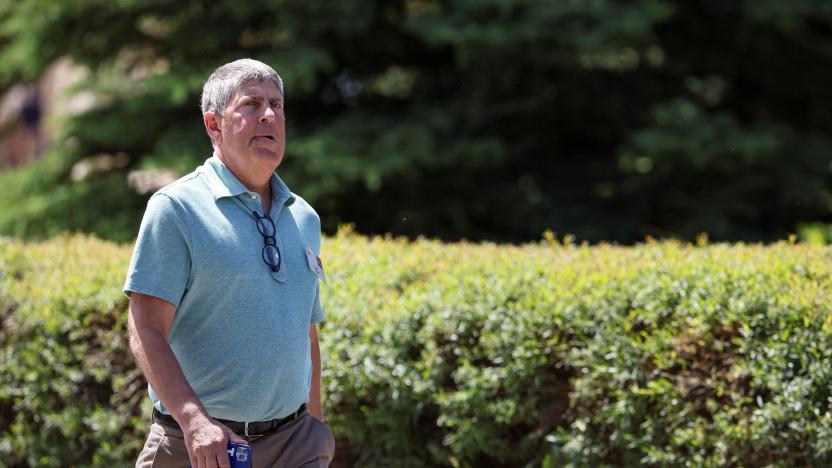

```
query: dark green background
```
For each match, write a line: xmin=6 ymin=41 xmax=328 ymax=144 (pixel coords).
xmin=1 ymin=0 xmax=830 ymax=243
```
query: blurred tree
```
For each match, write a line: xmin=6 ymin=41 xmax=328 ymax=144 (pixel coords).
xmin=0 ymin=0 xmax=830 ymax=243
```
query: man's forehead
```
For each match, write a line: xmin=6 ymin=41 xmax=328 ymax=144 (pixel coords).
xmin=232 ymin=80 xmax=283 ymax=100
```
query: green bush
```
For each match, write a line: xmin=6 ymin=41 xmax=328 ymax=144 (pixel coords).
xmin=0 ymin=235 xmax=143 ymax=467
xmin=1 ymin=232 xmax=831 ymax=467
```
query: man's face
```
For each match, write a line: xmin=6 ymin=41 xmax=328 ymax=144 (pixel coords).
xmin=213 ymin=80 xmax=285 ymax=173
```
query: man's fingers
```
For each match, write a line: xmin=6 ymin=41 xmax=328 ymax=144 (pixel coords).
xmin=225 ymin=427 xmax=248 ymax=445
xmin=217 ymin=450 xmax=231 ymax=468
xmin=192 ymin=439 xmax=226 ymax=468
xmin=184 ymin=418 xmax=238 ymax=467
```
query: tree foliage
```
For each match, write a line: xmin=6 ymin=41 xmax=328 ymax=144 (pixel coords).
xmin=1 ymin=0 xmax=831 ymax=242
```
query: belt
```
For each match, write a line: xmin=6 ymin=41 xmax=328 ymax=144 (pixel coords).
xmin=152 ymin=403 xmax=307 ymax=438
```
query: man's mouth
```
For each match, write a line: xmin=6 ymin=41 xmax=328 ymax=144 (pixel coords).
xmin=255 ymin=135 xmax=275 ymax=141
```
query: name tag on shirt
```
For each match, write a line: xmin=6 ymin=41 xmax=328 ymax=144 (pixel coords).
xmin=305 ymin=248 xmax=327 ymax=283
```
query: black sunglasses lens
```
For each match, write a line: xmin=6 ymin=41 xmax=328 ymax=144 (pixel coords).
xmin=257 ymin=217 xmax=275 ymax=237
xmin=262 ymin=245 xmax=280 ymax=269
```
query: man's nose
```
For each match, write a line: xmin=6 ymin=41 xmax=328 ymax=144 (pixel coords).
xmin=260 ymin=105 xmax=276 ymax=123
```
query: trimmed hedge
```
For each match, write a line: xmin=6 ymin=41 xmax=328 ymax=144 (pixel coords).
xmin=1 ymin=232 xmax=832 ymax=467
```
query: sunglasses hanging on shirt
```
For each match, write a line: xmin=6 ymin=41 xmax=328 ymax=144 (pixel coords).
xmin=253 ymin=210 xmax=281 ymax=272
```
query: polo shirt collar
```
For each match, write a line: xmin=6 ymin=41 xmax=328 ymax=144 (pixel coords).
xmin=204 ymin=153 xmax=296 ymax=207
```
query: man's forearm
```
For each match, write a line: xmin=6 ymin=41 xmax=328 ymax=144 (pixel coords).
xmin=309 ymin=325 xmax=323 ymax=420
xmin=129 ymin=297 xmax=249 ymax=465
xmin=129 ymin=321 xmax=206 ymax=424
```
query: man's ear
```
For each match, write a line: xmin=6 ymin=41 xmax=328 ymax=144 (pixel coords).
xmin=203 ymin=112 xmax=222 ymax=145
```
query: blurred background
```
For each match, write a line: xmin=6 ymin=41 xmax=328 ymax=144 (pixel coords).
xmin=1 ymin=0 xmax=831 ymax=244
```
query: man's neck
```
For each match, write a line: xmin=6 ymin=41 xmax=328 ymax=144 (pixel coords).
xmin=260 ymin=183 xmax=272 ymax=213
xmin=215 ymin=150 xmax=273 ymax=202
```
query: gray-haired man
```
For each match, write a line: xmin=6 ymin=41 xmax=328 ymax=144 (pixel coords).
xmin=126 ymin=58 xmax=334 ymax=467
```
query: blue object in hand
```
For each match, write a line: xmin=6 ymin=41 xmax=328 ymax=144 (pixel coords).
xmin=228 ymin=442 xmax=252 ymax=468
xmin=189 ymin=443 xmax=252 ymax=468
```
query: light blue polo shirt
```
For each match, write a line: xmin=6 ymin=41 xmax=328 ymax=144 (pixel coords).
xmin=124 ymin=155 xmax=324 ymax=422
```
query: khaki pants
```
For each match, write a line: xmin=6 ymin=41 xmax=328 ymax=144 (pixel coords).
xmin=136 ymin=410 xmax=335 ymax=467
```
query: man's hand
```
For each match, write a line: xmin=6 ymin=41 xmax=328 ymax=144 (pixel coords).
xmin=182 ymin=412 xmax=248 ymax=468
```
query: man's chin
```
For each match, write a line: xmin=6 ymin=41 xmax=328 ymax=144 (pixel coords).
xmin=251 ymin=148 xmax=284 ymax=167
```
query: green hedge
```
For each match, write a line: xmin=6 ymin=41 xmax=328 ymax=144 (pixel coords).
xmin=2 ymin=232 xmax=832 ymax=467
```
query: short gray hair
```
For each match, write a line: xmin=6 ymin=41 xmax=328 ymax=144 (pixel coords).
xmin=200 ymin=58 xmax=284 ymax=116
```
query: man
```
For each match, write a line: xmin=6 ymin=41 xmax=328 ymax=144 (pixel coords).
xmin=125 ymin=58 xmax=334 ymax=468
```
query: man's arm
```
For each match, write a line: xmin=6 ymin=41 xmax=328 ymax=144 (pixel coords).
xmin=309 ymin=323 xmax=323 ymax=420
xmin=128 ymin=292 xmax=246 ymax=468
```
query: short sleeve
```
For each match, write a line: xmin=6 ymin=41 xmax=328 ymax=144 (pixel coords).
xmin=123 ymin=193 xmax=192 ymax=308
xmin=310 ymin=282 xmax=324 ymax=324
